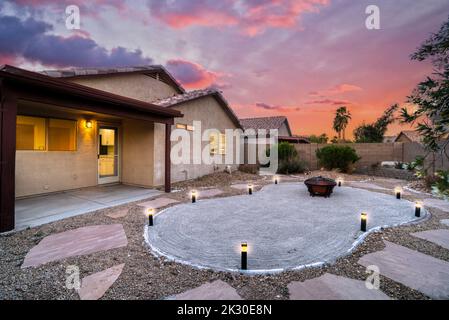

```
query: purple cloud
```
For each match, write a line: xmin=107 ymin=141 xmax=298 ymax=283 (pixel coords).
xmin=0 ymin=15 xmax=152 ymax=67
xmin=255 ymin=102 xmax=300 ymax=112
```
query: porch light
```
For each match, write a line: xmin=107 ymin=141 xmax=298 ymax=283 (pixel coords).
xmin=241 ymin=242 xmax=248 ymax=270
xmin=415 ymin=201 xmax=422 ymax=217
xmin=394 ymin=187 xmax=402 ymax=199
xmin=85 ymin=120 xmax=93 ymax=128
xmin=191 ymin=190 xmax=197 ymax=203
xmin=147 ymin=208 xmax=155 ymax=226
xmin=274 ymin=176 xmax=279 ymax=185
xmin=247 ymin=184 xmax=253 ymax=195
xmin=361 ymin=213 xmax=367 ymax=232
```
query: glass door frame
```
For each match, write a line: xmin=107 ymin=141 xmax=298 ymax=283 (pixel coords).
xmin=97 ymin=124 xmax=120 ymax=184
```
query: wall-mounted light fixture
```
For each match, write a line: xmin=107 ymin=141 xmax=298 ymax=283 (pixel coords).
xmin=85 ymin=120 xmax=93 ymax=128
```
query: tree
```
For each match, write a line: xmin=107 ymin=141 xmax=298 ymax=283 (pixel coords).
xmin=308 ymin=133 xmax=329 ymax=144
xmin=401 ymin=16 xmax=449 ymax=162
xmin=353 ymin=104 xmax=398 ymax=142
xmin=333 ymin=106 xmax=352 ymax=141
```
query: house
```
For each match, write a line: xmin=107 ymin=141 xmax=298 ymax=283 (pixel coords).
xmin=394 ymin=131 xmax=422 ymax=143
xmin=0 ymin=65 xmax=242 ymax=232
xmin=383 ymin=136 xmax=397 ymax=143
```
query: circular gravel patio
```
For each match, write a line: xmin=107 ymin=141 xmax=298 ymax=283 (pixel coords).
xmin=145 ymin=183 xmax=425 ymax=273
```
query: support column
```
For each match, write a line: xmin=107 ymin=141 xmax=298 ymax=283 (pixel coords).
xmin=0 ymin=80 xmax=17 ymax=232
xmin=164 ymin=123 xmax=171 ymax=193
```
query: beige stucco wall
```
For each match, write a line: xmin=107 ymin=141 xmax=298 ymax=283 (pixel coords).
xmin=121 ymin=119 xmax=155 ymax=187
xmin=16 ymin=118 xmax=98 ymax=197
xmin=69 ymin=73 xmax=179 ymax=103
xmin=153 ymin=96 xmax=240 ymax=185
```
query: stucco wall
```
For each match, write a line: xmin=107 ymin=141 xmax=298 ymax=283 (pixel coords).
xmin=69 ymin=73 xmax=179 ymax=103
xmin=153 ymin=96 xmax=240 ymax=185
xmin=16 ymin=118 xmax=98 ymax=197
xmin=278 ymin=122 xmax=291 ymax=136
xmin=121 ymin=119 xmax=155 ymax=187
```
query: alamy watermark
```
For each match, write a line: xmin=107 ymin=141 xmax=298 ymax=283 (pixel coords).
xmin=65 ymin=5 xmax=80 ymax=30
xmin=365 ymin=5 xmax=380 ymax=30
xmin=365 ymin=265 xmax=380 ymax=290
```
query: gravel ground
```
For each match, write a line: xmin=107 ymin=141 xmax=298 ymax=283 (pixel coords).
xmin=1 ymin=170 xmax=448 ymax=300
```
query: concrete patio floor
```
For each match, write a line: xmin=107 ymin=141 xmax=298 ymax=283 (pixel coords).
xmin=15 ymin=184 xmax=161 ymax=230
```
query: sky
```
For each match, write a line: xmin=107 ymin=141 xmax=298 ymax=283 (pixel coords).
xmin=1 ymin=0 xmax=449 ymax=138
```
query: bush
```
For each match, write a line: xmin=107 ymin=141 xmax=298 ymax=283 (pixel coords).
xmin=316 ymin=145 xmax=360 ymax=173
xmin=431 ymin=170 xmax=449 ymax=199
xmin=266 ymin=142 xmax=298 ymax=161
xmin=238 ymin=164 xmax=259 ymax=174
xmin=277 ymin=158 xmax=306 ymax=174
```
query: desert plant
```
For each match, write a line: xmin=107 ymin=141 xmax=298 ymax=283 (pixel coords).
xmin=431 ymin=170 xmax=449 ymax=199
xmin=277 ymin=158 xmax=306 ymax=174
xmin=238 ymin=164 xmax=260 ymax=174
xmin=316 ymin=145 xmax=360 ymax=172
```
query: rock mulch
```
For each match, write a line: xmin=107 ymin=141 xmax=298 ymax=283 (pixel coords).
xmin=1 ymin=171 xmax=449 ymax=300
xmin=167 ymin=280 xmax=243 ymax=300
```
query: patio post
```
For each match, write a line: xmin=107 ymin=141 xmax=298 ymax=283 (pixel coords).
xmin=0 ymin=80 xmax=17 ymax=232
xmin=164 ymin=123 xmax=171 ymax=193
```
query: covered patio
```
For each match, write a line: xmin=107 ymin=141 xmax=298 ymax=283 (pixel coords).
xmin=0 ymin=65 xmax=182 ymax=232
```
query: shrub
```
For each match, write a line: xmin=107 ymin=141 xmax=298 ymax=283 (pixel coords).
xmin=431 ymin=170 xmax=449 ymax=199
xmin=277 ymin=158 xmax=306 ymax=174
xmin=238 ymin=164 xmax=260 ymax=174
xmin=316 ymin=145 xmax=360 ymax=172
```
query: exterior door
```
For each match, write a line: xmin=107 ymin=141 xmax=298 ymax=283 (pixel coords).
xmin=98 ymin=126 xmax=120 ymax=184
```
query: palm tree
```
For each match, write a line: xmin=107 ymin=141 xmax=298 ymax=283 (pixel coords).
xmin=333 ymin=106 xmax=352 ymax=141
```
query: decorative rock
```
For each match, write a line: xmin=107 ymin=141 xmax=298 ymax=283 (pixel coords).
xmin=441 ymin=219 xmax=449 ymax=227
xmin=168 ymin=280 xmax=243 ymax=300
xmin=139 ymin=197 xmax=179 ymax=210
xmin=77 ymin=264 xmax=125 ymax=300
xmin=288 ymin=273 xmax=390 ymax=300
xmin=106 ymin=209 xmax=129 ymax=219
xmin=411 ymin=229 xmax=449 ymax=250
xmin=359 ymin=241 xmax=449 ymax=299
xmin=22 ymin=224 xmax=128 ymax=268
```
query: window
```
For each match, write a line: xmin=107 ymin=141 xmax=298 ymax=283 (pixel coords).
xmin=209 ymin=132 xmax=226 ymax=155
xmin=176 ymin=123 xmax=194 ymax=131
xmin=16 ymin=116 xmax=77 ymax=151
xmin=16 ymin=116 xmax=46 ymax=150
xmin=48 ymin=119 xmax=77 ymax=151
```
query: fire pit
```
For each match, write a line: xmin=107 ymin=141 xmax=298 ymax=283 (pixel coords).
xmin=304 ymin=176 xmax=337 ymax=197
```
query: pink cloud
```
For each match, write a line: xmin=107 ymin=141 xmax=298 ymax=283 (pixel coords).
xmin=255 ymin=102 xmax=300 ymax=112
xmin=165 ymin=59 xmax=220 ymax=89
xmin=305 ymin=99 xmax=351 ymax=105
xmin=328 ymin=83 xmax=363 ymax=94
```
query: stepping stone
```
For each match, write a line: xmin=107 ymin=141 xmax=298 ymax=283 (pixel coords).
xmin=231 ymin=183 xmax=257 ymax=191
xmin=358 ymin=241 xmax=449 ymax=299
xmin=22 ymin=224 xmax=128 ymax=268
xmin=423 ymin=198 xmax=449 ymax=212
xmin=106 ymin=209 xmax=129 ymax=219
xmin=441 ymin=219 xmax=449 ymax=227
xmin=139 ymin=197 xmax=179 ymax=210
xmin=411 ymin=229 xmax=449 ymax=250
xmin=77 ymin=264 xmax=125 ymax=300
xmin=169 ymin=280 xmax=243 ymax=300
xmin=197 ymin=188 xmax=223 ymax=198
xmin=288 ymin=273 xmax=390 ymax=300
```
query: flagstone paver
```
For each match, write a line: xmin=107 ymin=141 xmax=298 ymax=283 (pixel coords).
xmin=423 ymin=198 xmax=449 ymax=212
xmin=441 ymin=219 xmax=449 ymax=227
xmin=358 ymin=241 xmax=449 ymax=299
xmin=138 ymin=197 xmax=179 ymax=210
xmin=77 ymin=264 xmax=125 ymax=300
xmin=106 ymin=209 xmax=129 ymax=219
xmin=411 ymin=229 xmax=449 ymax=250
xmin=288 ymin=273 xmax=390 ymax=300
xmin=22 ymin=224 xmax=128 ymax=268
xmin=197 ymin=188 xmax=224 ymax=198
xmin=168 ymin=280 xmax=243 ymax=300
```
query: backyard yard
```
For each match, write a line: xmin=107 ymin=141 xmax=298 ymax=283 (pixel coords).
xmin=1 ymin=170 xmax=449 ymax=300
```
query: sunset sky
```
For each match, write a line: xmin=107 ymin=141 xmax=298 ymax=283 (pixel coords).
xmin=1 ymin=0 xmax=448 ymax=138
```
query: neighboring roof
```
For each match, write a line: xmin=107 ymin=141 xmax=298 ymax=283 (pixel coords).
xmin=239 ymin=116 xmax=292 ymax=136
xmin=152 ymin=88 xmax=242 ymax=129
xmin=394 ymin=131 xmax=422 ymax=143
xmin=0 ymin=65 xmax=182 ymax=119
xmin=279 ymin=135 xmax=310 ymax=144
xmin=40 ymin=65 xmax=185 ymax=94
xmin=383 ymin=135 xmax=397 ymax=143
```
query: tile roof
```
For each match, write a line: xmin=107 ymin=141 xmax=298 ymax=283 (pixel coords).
xmin=394 ymin=130 xmax=422 ymax=143
xmin=153 ymin=88 xmax=242 ymax=129
xmin=240 ymin=116 xmax=291 ymax=134
xmin=39 ymin=65 xmax=185 ymax=93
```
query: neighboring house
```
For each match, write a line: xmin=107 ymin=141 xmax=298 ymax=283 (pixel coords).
xmin=394 ymin=131 xmax=422 ymax=143
xmin=383 ymin=136 xmax=397 ymax=143
xmin=0 ymin=65 xmax=241 ymax=232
